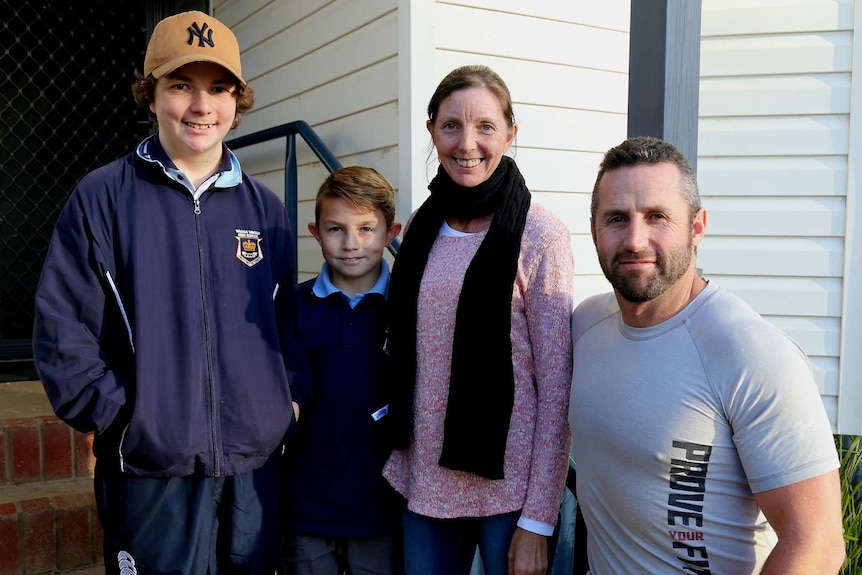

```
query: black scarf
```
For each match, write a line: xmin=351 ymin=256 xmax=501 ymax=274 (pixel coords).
xmin=386 ymin=156 xmax=531 ymax=479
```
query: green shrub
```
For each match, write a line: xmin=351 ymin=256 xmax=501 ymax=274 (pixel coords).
xmin=838 ymin=434 xmax=862 ymax=575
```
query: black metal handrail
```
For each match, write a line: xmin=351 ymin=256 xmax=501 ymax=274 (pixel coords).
xmin=227 ymin=120 xmax=341 ymax=269
xmin=226 ymin=120 xmax=399 ymax=281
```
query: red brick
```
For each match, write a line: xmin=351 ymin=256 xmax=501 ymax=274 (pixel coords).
xmin=10 ymin=425 xmax=41 ymax=483
xmin=19 ymin=498 xmax=55 ymax=575
xmin=42 ymin=421 xmax=72 ymax=480
xmin=1 ymin=419 xmax=32 ymax=428
xmin=0 ymin=502 xmax=21 ymax=575
xmin=55 ymin=494 xmax=92 ymax=570
xmin=0 ymin=428 xmax=7 ymax=486
xmin=74 ymin=433 xmax=95 ymax=478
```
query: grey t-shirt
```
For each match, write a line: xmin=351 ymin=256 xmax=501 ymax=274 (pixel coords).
xmin=568 ymin=282 xmax=838 ymax=574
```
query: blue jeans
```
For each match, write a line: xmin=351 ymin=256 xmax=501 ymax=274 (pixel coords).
xmin=401 ymin=507 xmax=519 ymax=575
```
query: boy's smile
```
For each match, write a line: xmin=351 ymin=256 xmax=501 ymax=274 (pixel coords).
xmin=309 ymin=196 xmax=400 ymax=297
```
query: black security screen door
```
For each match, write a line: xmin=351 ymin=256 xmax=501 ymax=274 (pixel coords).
xmin=0 ymin=0 xmax=205 ymax=375
xmin=0 ymin=1 xmax=149 ymax=366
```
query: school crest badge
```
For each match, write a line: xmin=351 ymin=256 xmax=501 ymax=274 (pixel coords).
xmin=235 ymin=229 xmax=263 ymax=267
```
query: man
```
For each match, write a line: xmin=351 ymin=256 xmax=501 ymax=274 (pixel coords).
xmin=33 ymin=11 xmax=295 ymax=575
xmin=568 ymin=136 xmax=845 ymax=574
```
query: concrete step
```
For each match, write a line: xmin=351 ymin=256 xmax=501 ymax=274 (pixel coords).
xmin=0 ymin=380 xmax=54 ymax=420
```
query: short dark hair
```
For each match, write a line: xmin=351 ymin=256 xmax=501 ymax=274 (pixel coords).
xmin=591 ymin=135 xmax=701 ymax=219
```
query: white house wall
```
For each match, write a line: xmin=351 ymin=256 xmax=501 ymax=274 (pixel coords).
xmin=422 ymin=0 xmax=631 ymax=305
xmin=212 ymin=0 xmax=630 ymax=291
xmin=698 ymin=0 xmax=859 ymax=433
xmin=207 ymin=0 xmax=859 ymax=432
xmin=214 ymin=0 xmax=401 ymax=279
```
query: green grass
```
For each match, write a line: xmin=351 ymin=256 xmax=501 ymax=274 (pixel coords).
xmin=838 ymin=434 xmax=862 ymax=575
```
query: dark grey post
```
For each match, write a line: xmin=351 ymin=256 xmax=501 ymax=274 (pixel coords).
xmin=628 ymin=0 xmax=702 ymax=171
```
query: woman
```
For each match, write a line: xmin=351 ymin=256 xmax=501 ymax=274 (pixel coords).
xmin=383 ymin=65 xmax=574 ymax=575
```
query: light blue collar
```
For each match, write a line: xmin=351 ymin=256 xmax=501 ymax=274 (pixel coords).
xmin=312 ymin=259 xmax=390 ymax=309
xmin=135 ymin=134 xmax=243 ymax=196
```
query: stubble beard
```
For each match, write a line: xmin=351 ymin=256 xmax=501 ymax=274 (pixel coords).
xmin=601 ymin=237 xmax=694 ymax=303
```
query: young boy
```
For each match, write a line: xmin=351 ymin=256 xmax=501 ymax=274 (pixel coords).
xmin=33 ymin=11 xmax=296 ymax=575
xmin=281 ymin=166 xmax=402 ymax=575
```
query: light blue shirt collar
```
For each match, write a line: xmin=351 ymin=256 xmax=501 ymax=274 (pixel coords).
xmin=312 ymin=259 xmax=390 ymax=309
xmin=135 ymin=134 xmax=243 ymax=197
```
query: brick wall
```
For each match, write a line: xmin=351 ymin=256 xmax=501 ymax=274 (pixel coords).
xmin=1 ymin=416 xmax=94 ymax=486
xmin=0 ymin=490 xmax=102 ymax=575
xmin=0 ymin=415 xmax=102 ymax=575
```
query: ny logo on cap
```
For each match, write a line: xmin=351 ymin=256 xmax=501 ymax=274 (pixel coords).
xmin=187 ymin=22 xmax=215 ymax=48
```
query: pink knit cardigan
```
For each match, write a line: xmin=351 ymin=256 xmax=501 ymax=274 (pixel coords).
xmin=383 ymin=203 xmax=574 ymax=526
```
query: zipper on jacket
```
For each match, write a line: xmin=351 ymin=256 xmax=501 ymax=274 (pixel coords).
xmin=193 ymin=198 xmax=221 ymax=476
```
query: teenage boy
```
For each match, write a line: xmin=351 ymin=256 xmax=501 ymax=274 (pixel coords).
xmin=280 ymin=166 xmax=402 ymax=575
xmin=33 ymin=11 xmax=296 ymax=575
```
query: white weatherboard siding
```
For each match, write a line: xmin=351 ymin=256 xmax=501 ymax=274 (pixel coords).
xmin=214 ymin=0 xmax=630 ymax=291
xmin=209 ymin=1 xmax=859 ymax=432
xmin=215 ymin=0 xmax=400 ymax=279
xmin=698 ymin=0 xmax=858 ymax=433
xmin=426 ymin=1 xmax=630 ymax=305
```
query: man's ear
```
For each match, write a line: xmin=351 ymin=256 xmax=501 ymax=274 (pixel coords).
xmin=691 ymin=208 xmax=707 ymax=248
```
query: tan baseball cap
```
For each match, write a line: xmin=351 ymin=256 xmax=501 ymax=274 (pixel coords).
xmin=144 ymin=11 xmax=246 ymax=86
